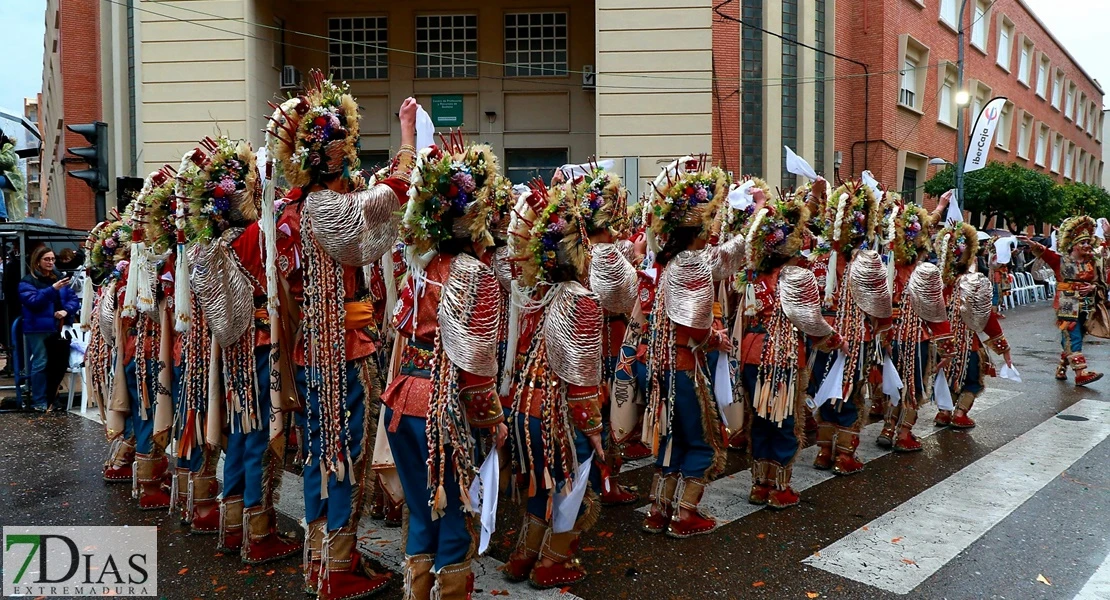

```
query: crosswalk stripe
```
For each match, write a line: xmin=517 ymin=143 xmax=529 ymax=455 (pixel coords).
xmin=635 ymin=387 xmax=1020 ymax=524
xmin=803 ymin=399 xmax=1110 ymax=595
xmin=1073 ymin=550 xmax=1110 ymax=600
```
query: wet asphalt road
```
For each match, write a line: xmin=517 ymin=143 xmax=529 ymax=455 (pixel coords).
xmin=1 ymin=301 xmax=1108 ymax=599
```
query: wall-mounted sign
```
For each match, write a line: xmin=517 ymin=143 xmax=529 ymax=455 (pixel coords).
xmin=430 ymin=95 xmax=464 ymax=127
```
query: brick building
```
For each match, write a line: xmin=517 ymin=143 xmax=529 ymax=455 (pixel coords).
xmin=832 ymin=0 xmax=1104 ymax=204
xmin=40 ymin=0 xmax=101 ymax=230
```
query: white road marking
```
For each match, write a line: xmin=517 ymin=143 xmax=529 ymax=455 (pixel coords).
xmin=1073 ymin=549 xmax=1110 ymax=600
xmin=635 ymin=387 xmax=1020 ymax=523
xmin=803 ymin=399 xmax=1110 ymax=595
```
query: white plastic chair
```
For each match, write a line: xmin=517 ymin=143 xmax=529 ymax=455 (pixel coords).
xmin=1044 ymin=274 xmax=1057 ymax=298
xmin=1023 ymin=272 xmax=1047 ymax=302
xmin=1012 ymin=272 xmax=1036 ymax=305
xmin=1004 ymin=274 xmax=1018 ymax=309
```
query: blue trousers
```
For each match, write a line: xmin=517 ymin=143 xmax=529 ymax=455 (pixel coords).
xmin=654 ymin=365 xmax=716 ymax=479
xmin=1061 ymin=316 xmax=1086 ymax=354
xmin=741 ymin=364 xmax=800 ymax=465
xmin=25 ymin=332 xmax=51 ymax=409
xmin=127 ymin=359 xmax=158 ymax=454
xmin=808 ymin=349 xmax=863 ymax=428
xmin=958 ymin=350 xmax=984 ymax=396
xmin=171 ymin=364 xmax=204 ymax=472
xmin=223 ymin=347 xmax=272 ymax=508
xmin=295 ymin=360 xmax=369 ymax=533
xmin=385 ymin=407 xmax=472 ymax=570
xmin=512 ymin=412 xmax=594 ymax=519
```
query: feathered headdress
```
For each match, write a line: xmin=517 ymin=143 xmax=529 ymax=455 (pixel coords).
xmin=402 ymin=133 xmax=500 ymax=255
xmin=121 ymin=168 xmax=175 ymax=317
xmin=643 ymin=155 xmax=730 ymax=252
xmin=1058 ymin=215 xmax=1096 ymax=253
xmin=933 ymin=221 xmax=980 ymax=285
xmin=742 ymin=194 xmax=811 ymax=274
xmin=572 ymin=159 xmax=631 ymax=239
xmin=266 ymin=69 xmax=361 ymax=189
xmin=508 ymin=179 xmax=590 ymax=288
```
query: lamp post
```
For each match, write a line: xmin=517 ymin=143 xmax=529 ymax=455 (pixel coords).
xmin=955 ymin=0 xmax=971 ymax=213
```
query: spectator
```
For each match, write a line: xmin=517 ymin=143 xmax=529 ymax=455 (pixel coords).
xmin=18 ymin=246 xmax=78 ymax=412
xmin=1 ymin=242 xmax=20 ymax=377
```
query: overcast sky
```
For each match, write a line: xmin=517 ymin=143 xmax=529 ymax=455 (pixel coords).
xmin=1023 ymin=0 xmax=1109 ymax=99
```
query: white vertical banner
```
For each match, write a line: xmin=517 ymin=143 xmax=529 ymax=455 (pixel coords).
xmin=963 ymin=96 xmax=1008 ymax=173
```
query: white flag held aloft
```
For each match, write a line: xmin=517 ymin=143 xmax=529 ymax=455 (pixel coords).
xmin=946 ymin=189 xmax=964 ymax=224
xmin=560 ymin=160 xmax=616 ymax=180
xmin=784 ymin=146 xmax=819 ymax=181
xmin=994 ymin=236 xmax=1017 ymax=264
xmin=861 ymin=170 xmax=882 ymax=201
xmin=728 ymin=180 xmax=756 ymax=211
xmin=963 ymin=97 xmax=1008 ymax=173
xmin=415 ymin=105 xmax=435 ymax=151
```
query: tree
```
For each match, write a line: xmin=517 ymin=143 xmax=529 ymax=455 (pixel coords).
xmin=924 ymin=161 xmax=1066 ymax=230
xmin=1055 ymin=181 xmax=1110 ymax=219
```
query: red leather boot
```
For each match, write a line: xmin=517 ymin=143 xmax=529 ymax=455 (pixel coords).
xmin=217 ymin=496 xmax=244 ymax=554
xmin=832 ymin=428 xmax=865 ymax=475
xmin=303 ymin=519 xmax=326 ymax=594
xmin=766 ymin=462 xmax=800 ymax=509
xmin=641 ymin=471 xmax=678 ymax=534
xmin=748 ymin=460 xmax=771 ymax=506
xmin=103 ymin=436 xmax=135 ymax=483
xmin=876 ymin=403 xmax=897 ymax=448
xmin=892 ymin=405 xmax=922 ymax=452
xmin=869 ymin=393 xmax=886 ymax=418
xmin=317 ymin=528 xmax=391 ymax=600
xmin=403 ymin=554 xmax=435 ymax=600
xmin=383 ymin=494 xmax=403 ymax=528
xmin=434 ymin=560 xmax=474 ymax=599
xmin=529 ymin=530 xmax=586 ymax=589
xmin=189 ymin=472 xmax=220 ymax=534
xmin=171 ymin=466 xmax=190 ymax=523
xmin=134 ymin=453 xmax=171 ymax=510
xmin=813 ymin=424 xmax=835 ymax=470
xmin=950 ymin=391 xmax=977 ymax=429
xmin=243 ymin=505 xmax=302 ymax=564
xmin=1071 ymin=353 xmax=1104 ymax=387
xmin=1056 ymin=352 xmax=1069 ymax=381
xmin=666 ymin=478 xmax=717 ymax=538
xmin=502 ymin=514 xmax=548 ymax=582
xmin=621 ymin=439 xmax=652 ymax=461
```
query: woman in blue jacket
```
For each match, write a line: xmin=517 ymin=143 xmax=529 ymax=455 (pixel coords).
xmin=18 ymin=245 xmax=78 ymax=411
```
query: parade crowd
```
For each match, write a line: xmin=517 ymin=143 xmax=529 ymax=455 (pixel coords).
xmin=78 ymin=73 xmax=1105 ymax=600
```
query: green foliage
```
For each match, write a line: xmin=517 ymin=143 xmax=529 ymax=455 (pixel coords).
xmin=923 ymin=161 xmax=1108 ymax=229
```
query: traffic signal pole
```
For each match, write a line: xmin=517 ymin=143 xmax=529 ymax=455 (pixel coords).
xmin=66 ymin=121 xmax=109 ymax=223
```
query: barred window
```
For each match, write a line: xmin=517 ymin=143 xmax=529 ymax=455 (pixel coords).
xmin=781 ymin=0 xmax=799 ymax=182
xmin=328 ymin=17 xmax=388 ymax=81
xmin=416 ymin=15 xmax=477 ymax=79
xmin=741 ymin=0 xmax=764 ymax=177
xmin=504 ymin=12 xmax=568 ymax=77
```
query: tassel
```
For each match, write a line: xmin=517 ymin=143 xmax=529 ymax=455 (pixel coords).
xmin=261 ymin=169 xmax=280 ymax=327
xmin=885 ymin=249 xmax=895 ymax=293
xmin=499 ymin=283 xmax=523 ymax=397
xmin=134 ymin=244 xmax=156 ymax=315
xmin=382 ymin=251 xmax=398 ymax=327
xmin=79 ymin=274 xmax=94 ymax=331
xmin=174 ymin=245 xmax=191 ymax=331
xmin=121 ymin=239 xmax=142 ymax=318
xmin=825 ymin=249 xmax=839 ymax=304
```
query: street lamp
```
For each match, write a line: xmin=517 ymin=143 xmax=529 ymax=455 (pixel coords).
xmin=955 ymin=0 xmax=971 ymax=220
xmin=955 ymin=90 xmax=970 ymax=106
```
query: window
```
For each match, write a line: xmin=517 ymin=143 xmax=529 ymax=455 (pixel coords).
xmin=969 ymin=80 xmax=991 ymax=119
xmin=940 ymin=0 xmax=957 ymax=27
xmin=1052 ymin=69 xmax=1063 ymax=109
xmin=1017 ymin=112 xmax=1033 ymax=158
xmin=814 ymin=0 xmax=828 ymax=173
xmin=1035 ymin=54 xmax=1049 ymax=97
xmin=897 ymin=35 xmax=930 ymax=112
xmin=996 ymin=16 xmax=1013 ymax=70
xmin=1017 ymin=37 xmax=1033 ymax=85
xmin=741 ymin=0 xmax=764 ymax=176
xmin=1035 ymin=124 xmax=1048 ymax=166
xmin=1077 ymin=94 xmax=1086 ymax=129
xmin=901 ymin=167 xmax=919 ymax=203
xmin=1078 ymin=150 xmax=1087 ymax=182
xmin=504 ymin=13 xmax=568 ymax=77
xmin=971 ymin=0 xmax=989 ymax=50
xmin=416 ymin=14 xmax=478 ymax=79
xmin=996 ymin=102 xmax=1013 ymax=150
xmin=781 ymin=0 xmax=799 ymax=180
xmin=1051 ymin=134 xmax=1062 ymax=173
xmin=328 ymin=17 xmax=388 ymax=80
xmin=938 ymin=62 xmax=957 ymax=126
xmin=1089 ymin=104 xmax=1098 ymax=136
xmin=1099 ymin=111 xmax=1105 ymax=143
xmin=505 ymin=148 xmax=568 ymax=184
xmin=1065 ymin=82 xmax=1075 ymax=120
xmin=1064 ymin=142 xmax=1074 ymax=179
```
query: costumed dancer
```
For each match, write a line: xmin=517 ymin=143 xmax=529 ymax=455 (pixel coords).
xmin=808 ymin=181 xmax=889 ymax=475
xmin=501 ymin=179 xmax=604 ymax=588
xmin=570 ymin=163 xmax=641 ymax=507
xmin=638 ymin=157 xmax=740 ymax=538
xmin=1023 ymin=217 xmax=1103 ymax=386
xmin=877 ymin=202 xmax=955 ymax=450
xmin=267 ymin=71 xmax=417 ymax=599
xmin=122 ymin=167 xmax=178 ymax=510
xmin=934 ymin=222 xmax=1012 ymax=428
xmin=739 ymin=195 xmax=844 ymax=508
xmin=382 ymin=138 xmax=505 ymax=599
xmin=84 ymin=217 xmax=135 ymax=483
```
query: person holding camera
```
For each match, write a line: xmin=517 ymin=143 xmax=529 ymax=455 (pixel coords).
xmin=18 ymin=245 xmax=79 ymax=412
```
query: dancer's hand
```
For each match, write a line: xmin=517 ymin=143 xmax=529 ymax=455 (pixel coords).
xmin=1003 ymin=350 xmax=1013 ymax=368
xmin=588 ymin=432 xmax=605 ymax=464
xmin=937 ymin=356 xmax=952 ymax=372
xmin=494 ymin=423 xmax=508 ymax=449
xmin=398 ymin=97 xmax=418 ymax=148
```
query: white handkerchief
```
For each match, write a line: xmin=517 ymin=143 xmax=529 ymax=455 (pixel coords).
xmin=946 ymin=190 xmax=964 ymax=224
xmin=811 ymin=351 xmax=846 ymax=410
xmin=934 ymin=368 xmax=953 ymax=410
xmin=998 ymin=363 xmax=1022 ymax=382
xmin=861 ymin=170 xmax=882 ymax=200
xmin=882 ymin=353 xmax=904 ymax=405
xmin=728 ymin=180 xmax=756 ymax=210
xmin=560 ymin=160 xmax=615 ymax=180
xmin=415 ymin=105 xmax=435 ymax=151
xmin=467 ymin=450 xmax=500 ymax=555
xmin=714 ymin=356 xmax=734 ymax=428
xmin=640 ymin=267 xmax=658 ymax=283
xmin=552 ymin=453 xmax=594 ymax=534
xmin=785 ymin=146 xmax=819 ymax=181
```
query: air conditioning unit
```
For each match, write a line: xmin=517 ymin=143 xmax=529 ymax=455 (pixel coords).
xmin=281 ymin=65 xmax=302 ymax=90
xmin=582 ymin=65 xmax=596 ymax=90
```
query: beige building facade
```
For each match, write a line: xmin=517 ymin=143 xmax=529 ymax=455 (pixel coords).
xmin=94 ymin=0 xmax=717 ymax=199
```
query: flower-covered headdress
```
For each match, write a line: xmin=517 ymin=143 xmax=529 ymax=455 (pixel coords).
xmin=136 ymin=166 xmax=178 ymax=255
xmin=488 ymin=174 xmax=515 ymax=244
xmin=176 ymin=136 xmax=261 ymax=245
xmin=1058 ymin=215 xmax=1097 ymax=254
xmin=890 ymin=202 xmax=935 ymax=266
xmin=508 ymin=179 xmax=590 ymax=288
xmin=933 ymin=221 xmax=980 ymax=285
xmin=266 ymin=70 xmax=360 ymax=189
xmin=643 ymin=155 xmax=730 ymax=252
xmin=742 ymin=194 xmax=811 ymax=274
xmin=823 ymin=180 xmax=881 ymax=253
xmin=572 ymin=161 xmax=630 ymax=239
xmin=86 ymin=216 xmax=132 ymax=284
xmin=720 ymin=176 xmax=772 ymax=239
xmin=402 ymin=133 xmax=500 ymax=255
